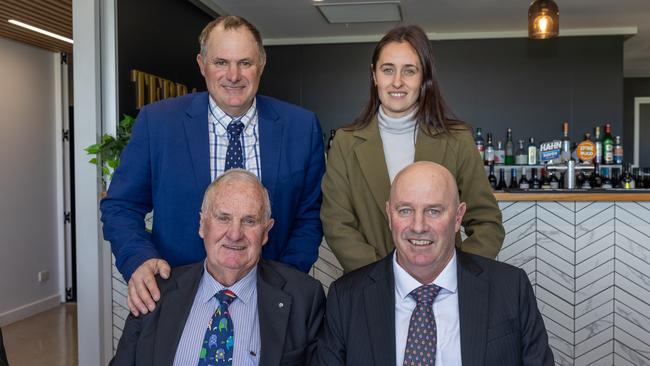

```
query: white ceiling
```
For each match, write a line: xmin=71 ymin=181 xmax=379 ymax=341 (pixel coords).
xmin=195 ymin=0 xmax=650 ymax=77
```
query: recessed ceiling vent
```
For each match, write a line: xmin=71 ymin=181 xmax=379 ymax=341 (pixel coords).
xmin=315 ymin=1 xmax=402 ymax=24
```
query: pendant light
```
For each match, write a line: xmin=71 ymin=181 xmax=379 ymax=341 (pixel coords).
xmin=528 ymin=0 xmax=559 ymax=39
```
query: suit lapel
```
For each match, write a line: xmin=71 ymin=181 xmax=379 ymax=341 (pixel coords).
xmin=353 ymin=118 xmax=391 ymax=223
xmin=184 ymin=93 xmax=211 ymax=188
xmin=457 ymin=251 xmax=489 ymax=366
xmin=257 ymin=261 xmax=292 ymax=366
xmin=152 ymin=263 xmax=204 ymax=365
xmin=364 ymin=255 xmax=396 ymax=366
xmin=257 ymin=97 xmax=282 ymax=202
xmin=413 ymin=127 xmax=447 ymax=164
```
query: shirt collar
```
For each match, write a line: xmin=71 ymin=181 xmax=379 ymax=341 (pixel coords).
xmin=393 ymin=250 xmax=458 ymax=301
xmin=208 ymin=96 xmax=258 ymax=137
xmin=198 ymin=260 xmax=258 ymax=305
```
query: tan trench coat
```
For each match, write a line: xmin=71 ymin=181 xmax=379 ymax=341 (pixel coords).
xmin=321 ymin=117 xmax=505 ymax=272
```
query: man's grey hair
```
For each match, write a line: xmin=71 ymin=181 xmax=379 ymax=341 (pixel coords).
xmin=201 ymin=169 xmax=272 ymax=221
xmin=198 ymin=15 xmax=266 ymax=64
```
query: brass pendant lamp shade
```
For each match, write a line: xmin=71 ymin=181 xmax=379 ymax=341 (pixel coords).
xmin=528 ymin=0 xmax=559 ymax=39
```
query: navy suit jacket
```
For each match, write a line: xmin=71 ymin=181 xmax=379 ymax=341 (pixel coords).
xmin=111 ymin=260 xmax=326 ymax=366
xmin=101 ymin=92 xmax=325 ymax=281
xmin=317 ymin=251 xmax=555 ymax=366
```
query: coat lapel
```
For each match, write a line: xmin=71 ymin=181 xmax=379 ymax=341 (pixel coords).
xmin=457 ymin=251 xmax=489 ymax=366
xmin=152 ymin=263 xmax=204 ymax=365
xmin=363 ymin=255 xmax=396 ymax=366
xmin=257 ymin=98 xmax=282 ymax=201
xmin=257 ymin=261 xmax=292 ymax=366
xmin=353 ymin=118 xmax=391 ymax=223
xmin=184 ymin=92 xmax=211 ymax=188
xmin=413 ymin=127 xmax=447 ymax=164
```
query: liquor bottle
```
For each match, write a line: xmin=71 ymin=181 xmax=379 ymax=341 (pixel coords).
xmin=603 ymin=123 xmax=614 ymax=164
xmin=590 ymin=165 xmax=602 ymax=188
xmin=549 ymin=171 xmax=560 ymax=189
xmin=488 ymin=164 xmax=497 ymax=190
xmin=559 ymin=172 xmax=565 ymax=189
xmin=614 ymin=136 xmax=623 ymax=164
xmin=505 ymin=128 xmax=515 ymax=165
xmin=495 ymin=141 xmax=505 ymax=165
xmin=475 ymin=128 xmax=485 ymax=160
xmin=327 ymin=129 xmax=336 ymax=153
xmin=561 ymin=121 xmax=571 ymax=163
xmin=509 ymin=168 xmax=519 ymax=189
xmin=515 ymin=140 xmax=527 ymax=165
xmin=611 ymin=168 xmax=621 ymax=188
xmin=576 ymin=169 xmax=586 ymax=188
xmin=485 ymin=133 xmax=495 ymax=166
xmin=531 ymin=168 xmax=541 ymax=189
xmin=594 ymin=126 xmax=602 ymax=164
xmin=633 ymin=168 xmax=642 ymax=188
xmin=644 ymin=168 xmax=650 ymax=188
xmin=601 ymin=167 xmax=613 ymax=189
xmin=540 ymin=168 xmax=551 ymax=190
xmin=527 ymin=137 xmax=538 ymax=165
xmin=519 ymin=167 xmax=530 ymax=190
xmin=497 ymin=169 xmax=507 ymax=190
xmin=621 ymin=163 xmax=634 ymax=189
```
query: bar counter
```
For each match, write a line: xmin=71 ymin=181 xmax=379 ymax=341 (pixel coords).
xmin=494 ymin=189 xmax=650 ymax=201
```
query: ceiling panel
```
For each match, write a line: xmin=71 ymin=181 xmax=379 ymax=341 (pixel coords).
xmin=0 ymin=0 xmax=72 ymax=54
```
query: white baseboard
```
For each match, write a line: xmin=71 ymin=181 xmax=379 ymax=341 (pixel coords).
xmin=0 ymin=294 xmax=62 ymax=326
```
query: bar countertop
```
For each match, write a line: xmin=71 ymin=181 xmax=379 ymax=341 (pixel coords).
xmin=494 ymin=189 xmax=650 ymax=201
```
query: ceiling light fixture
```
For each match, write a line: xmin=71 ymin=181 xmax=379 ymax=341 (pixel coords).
xmin=8 ymin=19 xmax=73 ymax=44
xmin=528 ymin=0 xmax=559 ymax=39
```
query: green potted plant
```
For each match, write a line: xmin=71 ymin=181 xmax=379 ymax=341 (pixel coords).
xmin=84 ymin=114 xmax=135 ymax=188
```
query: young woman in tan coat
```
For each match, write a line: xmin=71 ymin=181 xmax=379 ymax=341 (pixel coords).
xmin=321 ymin=25 xmax=505 ymax=273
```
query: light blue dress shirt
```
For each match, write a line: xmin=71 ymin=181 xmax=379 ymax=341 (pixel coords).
xmin=393 ymin=251 xmax=462 ymax=366
xmin=173 ymin=262 xmax=261 ymax=365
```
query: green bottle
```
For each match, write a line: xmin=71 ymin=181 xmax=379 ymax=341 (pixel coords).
xmin=602 ymin=123 xmax=614 ymax=164
xmin=505 ymin=128 xmax=515 ymax=165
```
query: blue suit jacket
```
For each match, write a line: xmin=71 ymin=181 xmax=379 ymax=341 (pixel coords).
xmin=101 ymin=92 xmax=325 ymax=281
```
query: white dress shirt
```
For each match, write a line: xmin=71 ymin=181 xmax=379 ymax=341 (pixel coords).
xmin=393 ymin=251 xmax=462 ymax=366
xmin=173 ymin=262 xmax=261 ymax=366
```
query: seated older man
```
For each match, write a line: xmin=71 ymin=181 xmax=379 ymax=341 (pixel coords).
xmin=111 ymin=169 xmax=325 ymax=366
xmin=317 ymin=161 xmax=554 ymax=366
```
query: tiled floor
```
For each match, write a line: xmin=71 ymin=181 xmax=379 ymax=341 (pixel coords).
xmin=2 ymin=303 xmax=77 ymax=366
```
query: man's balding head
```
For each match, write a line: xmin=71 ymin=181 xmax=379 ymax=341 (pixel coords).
xmin=386 ymin=162 xmax=466 ymax=284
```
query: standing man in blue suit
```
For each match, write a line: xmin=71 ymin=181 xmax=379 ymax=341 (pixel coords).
xmin=101 ymin=15 xmax=325 ymax=316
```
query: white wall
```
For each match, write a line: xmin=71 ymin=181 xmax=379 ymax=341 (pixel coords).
xmin=0 ymin=36 xmax=62 ymax=326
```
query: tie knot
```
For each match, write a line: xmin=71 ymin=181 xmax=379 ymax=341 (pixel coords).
xmin=216 ymin=289 xmax=237 ymax=307
xmin=409 ymin=284 xmax=441 ymax=306
xmin=227 ymin=120 xmax=244 ymax=137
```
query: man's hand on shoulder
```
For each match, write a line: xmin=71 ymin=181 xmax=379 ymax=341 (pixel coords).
xmin=127 ymin=258 xmax=171 ymax=316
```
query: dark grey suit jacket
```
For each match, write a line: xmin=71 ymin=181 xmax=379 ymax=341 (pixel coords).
xmin=111 ymin=260 xmax=325 ymax=366
xmin=317 ymin=250 xmax=554 ymax=366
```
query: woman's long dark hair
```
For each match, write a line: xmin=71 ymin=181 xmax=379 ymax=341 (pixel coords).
xmin=347 ymin=25 xmax=466 ymax=135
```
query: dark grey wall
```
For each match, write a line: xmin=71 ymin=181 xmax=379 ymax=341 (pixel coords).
xmin=623 ymin=78 xmax=650 ymax=166
xmin=117 ymin=0 xmax=212 ymax=116
xmin=259 ymin=36 xmax=624 ymax=148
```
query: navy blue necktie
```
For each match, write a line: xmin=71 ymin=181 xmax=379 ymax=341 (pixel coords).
xmin=198 ymin=289 xmax=237 ymax=365
xmin=403 ymin=284 xmax=441 ymax=366
xmin=225 ymin=120 xmax=244 ymax=170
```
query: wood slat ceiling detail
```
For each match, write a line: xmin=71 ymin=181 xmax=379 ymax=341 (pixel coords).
xmin=0 ymin=0 xmax=72 ymax=53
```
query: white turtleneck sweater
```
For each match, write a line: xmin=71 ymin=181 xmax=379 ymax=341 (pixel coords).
xmin=377 ymin=107 xmax=418 ymax=183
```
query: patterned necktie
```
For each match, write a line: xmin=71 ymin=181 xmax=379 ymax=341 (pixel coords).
xmin=198 ymin=289 xmax=237 ymax=366
xmin=224 ymin=120 xmax=245 ymax=170
xmin=403 ymin=284 xmax=441 ymax=366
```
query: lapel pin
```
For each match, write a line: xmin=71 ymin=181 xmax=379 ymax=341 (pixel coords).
xmin=278 ymin=302 xmax=284 ymax=308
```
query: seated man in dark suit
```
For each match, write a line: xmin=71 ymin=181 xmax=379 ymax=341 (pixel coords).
xmin=317 ymin=161 xmax=554 ymax=366
xmin=112 ymin=169 xmax=325 ymax=365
